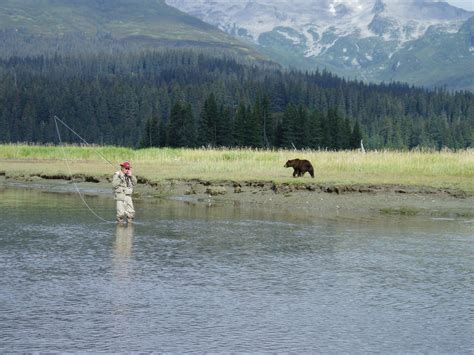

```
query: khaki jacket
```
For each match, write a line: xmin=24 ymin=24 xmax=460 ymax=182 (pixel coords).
xmin=112 ymin=171 xmax=137 ymax=201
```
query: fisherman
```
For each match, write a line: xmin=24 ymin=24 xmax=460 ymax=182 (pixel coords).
xmin=112 ymin=161 xmax=137 ymax=224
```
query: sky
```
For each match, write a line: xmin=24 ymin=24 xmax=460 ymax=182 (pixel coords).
xmin=445 ymin=0 xmax=474 ymax=11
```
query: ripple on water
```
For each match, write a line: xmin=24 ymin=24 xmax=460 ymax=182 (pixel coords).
xmin=0 ymin=188 xmax=473 ymax=352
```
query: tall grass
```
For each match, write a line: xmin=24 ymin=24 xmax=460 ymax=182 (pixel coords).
xmin=0 ymin=144 xmax=473 ymax=192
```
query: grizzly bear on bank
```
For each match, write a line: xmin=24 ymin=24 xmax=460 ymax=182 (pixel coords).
xmin=284 ymin=159 xmax=314 ymax=178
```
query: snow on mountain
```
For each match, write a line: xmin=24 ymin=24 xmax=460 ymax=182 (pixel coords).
xmin=166 ymin=0 xmax=472 ymax=46
xmin=166 ymin=0 xmax=474 ymax=89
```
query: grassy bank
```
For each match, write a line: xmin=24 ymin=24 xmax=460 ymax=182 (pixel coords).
xmin=0 ymin=144 xmax=473 ymax=193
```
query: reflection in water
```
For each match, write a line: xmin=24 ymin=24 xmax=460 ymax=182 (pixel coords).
xmin=113 ymin=224 xmax=134 ymax=279
xmin=111 ymin=224 xmax=135 ymax=341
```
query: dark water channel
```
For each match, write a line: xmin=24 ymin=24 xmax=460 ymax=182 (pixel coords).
xmin=0 ymin=187 xmax=473 ymax=352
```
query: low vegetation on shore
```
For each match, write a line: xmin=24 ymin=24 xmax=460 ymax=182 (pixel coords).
xmin=0 ymin=144 xmax=473 ymax=193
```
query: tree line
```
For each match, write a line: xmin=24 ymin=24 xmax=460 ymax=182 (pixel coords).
xmin=142 ymin=94 xmax=362 ymax=149
xmin=0 ymin=50 xmax=472 ymax=149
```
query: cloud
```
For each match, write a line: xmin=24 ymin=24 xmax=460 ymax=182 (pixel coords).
xmin=374 ymin=0 xmax=474 ymax=11
xmin=444 ymin=0 xmax=474 ymax=11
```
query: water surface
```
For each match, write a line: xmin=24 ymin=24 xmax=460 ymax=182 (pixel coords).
xmin=1 ymin=187 xmax=473 ymax=352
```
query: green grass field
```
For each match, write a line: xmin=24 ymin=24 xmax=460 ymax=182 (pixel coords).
xmin=1 ymin=144 xmax=473 ymax=193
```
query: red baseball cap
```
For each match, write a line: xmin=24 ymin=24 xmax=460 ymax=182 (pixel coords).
xmin=120 ymin=161 xmax=131 ymax=169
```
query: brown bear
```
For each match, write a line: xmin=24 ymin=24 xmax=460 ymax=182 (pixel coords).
xmin=284 ymin=159 xmax=314 ymax=178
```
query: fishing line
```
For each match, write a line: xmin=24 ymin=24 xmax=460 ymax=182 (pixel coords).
xmin=54 ymin=116 xmax=115 ymax=224
xmin=54 ymin=115 xmax=115 ymax=169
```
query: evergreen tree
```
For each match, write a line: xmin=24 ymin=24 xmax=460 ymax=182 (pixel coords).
xmin=293 ymin=104 xmax=309 ymax=149
xmin=233 ymin=102 xmax=247 ymax=147
xmin=350 ymin=121 xmax=363 ymax=150
xmin=198 ymin=93 xmax=219 ymax=147
xmin=327 ymin=108 xmax=340 ymax=149
xmin=341 ymin=118 xmax=352 ymax=149
xmin=216 ymin=105 xmax=232 ymax=147
xmin=158 ymin=119 xmax=167 ymax=147
xmin=279 ymin=104 xmax=297 ymax=149
xmin=167 ymin=101 xmax=184 ymax=147
xmin=261 ymin=95 xmax=272 ymax=147
xmin=247 ymin=99 xmax=262 ymax=147
xmin=182 ymin=102 xmax=196 ymax=148
xmin=308 ymin=109 xmax=323 ymax=149
xmin=242 ymin=105 xmax=257 ymax=147
xmin=0 ymin=110 xmax=10 ymax=142
xmin=320 ymin=111 xmax=331 ymax=149
xmin=140 ymin=116 xmax=161 ymax=148
xmin=20 ymin=101 xmax=36 ymax=142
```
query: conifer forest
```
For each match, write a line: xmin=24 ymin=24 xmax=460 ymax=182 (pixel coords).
xmin=0 ymin=50 xmax=472 ymax=150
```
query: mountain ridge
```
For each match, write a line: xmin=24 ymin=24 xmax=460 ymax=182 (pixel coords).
xmin=166 ymin=0 xmax=474 ymax=90
xmin=0 ymin=0 xmax=266 ymax=61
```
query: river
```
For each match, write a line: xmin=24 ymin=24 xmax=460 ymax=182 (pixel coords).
xmin=1 ymin=187 xmax=473 ymax=352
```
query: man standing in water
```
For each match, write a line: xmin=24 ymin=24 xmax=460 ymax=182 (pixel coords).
xmin=113 ymin=161 xmax=137 ymax=224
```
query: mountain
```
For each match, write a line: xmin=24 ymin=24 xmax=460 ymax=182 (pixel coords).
xmin=165 ymin=0 xmax=474 ymax=90
xmin=0 ymin=0 xmax=265 ymax=61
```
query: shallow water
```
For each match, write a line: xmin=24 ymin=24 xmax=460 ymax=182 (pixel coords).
xmin=1 ymin=187 xmax=473 ymax=352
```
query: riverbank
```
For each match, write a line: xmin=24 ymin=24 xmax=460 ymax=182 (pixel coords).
xmin=1 ymin=145 xmax=473 ymax=220
xmin=1 ymin=146 xmax=473 ymax=193
xmin=2 ymin=173 xmax=473 ymax=221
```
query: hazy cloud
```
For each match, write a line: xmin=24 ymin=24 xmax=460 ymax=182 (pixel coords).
xmin=445 ymin=0 xmax=474 ymax=11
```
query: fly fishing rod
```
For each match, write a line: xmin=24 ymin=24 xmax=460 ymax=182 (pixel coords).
xmin=54 ymin=115 xmax=115 ymax=169
xmin=54 ymin=115 xmax=116 ymax=223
